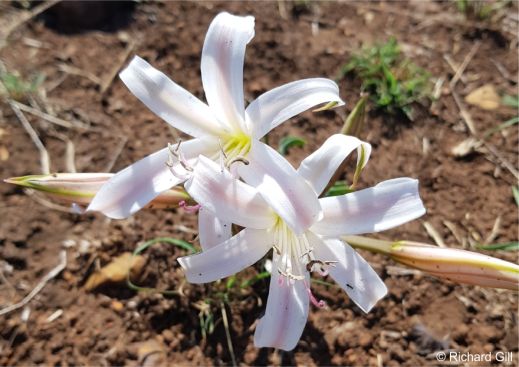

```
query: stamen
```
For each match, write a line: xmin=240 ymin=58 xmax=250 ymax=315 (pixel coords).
xmin=166 ymin=162 xmax=190 ymax=180
xmin=272 ymin=244 xmax=281 ymax=255
xmin=289 ymin=273 xmax=305 ymax=281
xmin=167 ymin=140 xmax=181 ymax=154
xmin=219 ymin=150 xmax=225 ymax=173
xmin=177 ymin=150 xmax=193 ymax=172
xmin=277 ymin=268 xmax=304 ymax=281
xmin=226 ymin=156 xmax=249 ymax=168
xmin=300 ymin=248 xmax=314 ymax=259
xmin=218 ymin=139 xmax=228 ymax=159
xmin=272 ymin=220 xmax=337 ymax=303
xmin=179 ymin=200 xmax=201 ymax=213
xmin=324 ymin=260 xmax=339 ymax=266
xmin=306 ymin=259 xmax=338 ymax=275
xmin=217 ymin=139 xmax=227 ymax=172
xmin=166 ymin=141 xmax=193 ymax=179
xmin=174 ymin=140 xmax=182 ymax=152
xmin=306 ymin=260 xmax=318 ymax=273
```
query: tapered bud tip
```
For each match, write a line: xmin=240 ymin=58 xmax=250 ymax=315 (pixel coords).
xmin=4 ymin=175 xmax=40 ymax=188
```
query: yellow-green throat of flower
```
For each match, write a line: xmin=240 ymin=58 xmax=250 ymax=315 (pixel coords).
xmin=219 ymin=132 xmax=252 ymax=167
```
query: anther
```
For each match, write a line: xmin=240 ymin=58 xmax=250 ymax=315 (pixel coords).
xmin=277 ymin=268 xmax=304 ymax=281
xmin=226 ymin=156 xmax=249 ymax=168
xmin=306 ymin=259 xmax=338 ymax=273
xmin=177 ymin=150 xmax=193 ymax=172
xmin=167 ymin=141 xmax=182 ymax=156
xmin=174 ymin=139 xmax=182 ymax=153
xmin=300 ymin=247 xmax=314 ymax=259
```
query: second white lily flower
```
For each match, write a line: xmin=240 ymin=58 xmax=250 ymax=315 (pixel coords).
xmin=178 ymin=134 xmax=426 ymax=351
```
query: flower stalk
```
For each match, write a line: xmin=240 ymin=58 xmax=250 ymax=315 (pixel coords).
xmin=344 ymin=235 xmax=519 ymax=290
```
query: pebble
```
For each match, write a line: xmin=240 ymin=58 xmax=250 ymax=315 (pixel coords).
xmin=162 ymin=329 xmax=174 ymax=343
xmin=30 ymin=348 xmax=45 ymax=364
xmin=453 ymin=323 xmax=469 ymax=343
xmin=359 ymin=333 xmax=373 ymax=348
xmin=483 ymin=343 xmax=494 ymax=353
xmin=347 ymin=353 xmax=358 ymax=364
xmin=110 ymin=300 xmax=124 ymax=312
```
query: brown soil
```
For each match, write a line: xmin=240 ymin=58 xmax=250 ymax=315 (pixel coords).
xmin=0 ymin=1 xmax=518 ymax=366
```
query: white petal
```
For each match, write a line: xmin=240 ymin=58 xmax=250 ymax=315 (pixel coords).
xmin=120 ymin=56 xmax=224 ymax=137
xmin=246 ymin=78 xmax=344 ymax=139
xmin=312 ymin=178 xmax=425 ymax=236
xmin=177 ymin=228 xmax=272 ymax=283
xmin=309 ymin=234 xmax=387 ymax=313
xmin=238 ymin=142 xmax=322 ymax=234
xmin=254 ymin=255 xmax=309 ymax=351
xmin=87 ymin=137 xmax=218 ymax=219
xmin=185 ymin=155 xmax=276 ymax=229
xmin=201 ymin=12 xmax=254 ymax=132
xmin=298 ymin=134 xmax=371 ymax=195
xmin=198 ymin=207 xmax=232 ymax=251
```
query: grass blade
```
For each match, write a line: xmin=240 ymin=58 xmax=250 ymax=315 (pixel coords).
xmin=483 ymin=116 xmax=519 ymax=139
xmin=324 ymin=181 xmax=354 ymax=197
xmin=513 ymin=186 xmax=519 ymax=207
xmin=278 ymin=135 xmax=306 ymax=155
xmin=476 ymin=242 xmax=519 ymax=251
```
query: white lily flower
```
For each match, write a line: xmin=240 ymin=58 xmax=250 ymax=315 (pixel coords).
xmin=87 ymin=12 xmax=343 ymax=238
xmin=178 ymin=134 xmax=426 ymax=351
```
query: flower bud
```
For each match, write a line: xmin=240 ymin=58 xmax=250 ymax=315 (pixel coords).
xmin=5 ymin=173 xmax=190 ymax=209
xmin=344 ymin=235 xmax=519 ymax=290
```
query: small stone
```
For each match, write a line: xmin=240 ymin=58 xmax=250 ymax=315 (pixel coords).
xmin=483 ymin=343 xmax=494 ymax=353
xmin=347 ymin=353 xmax=358 ymax=364
xmin=453 ymin=324 xmax=469 ymax=344
xmin=79 ymin=240 xmax=91 ymax=254
xmin=379 ymin=338 xmax=389 ymax=349
xmin=110 ymin=300 xmax=124 ymax=312
xmin=62 ymin=239 xmax=76 ymax=248
xmin=30 ymin=348 xmax=45 ymax=364
xmin=162 ymin=329 xmax=174 ymax=343
xmin=62 ymin=270 xmax=75 ymax=283
xmin=359 ymin=333 xmax=373 ymax=348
